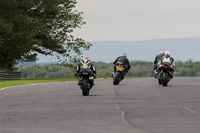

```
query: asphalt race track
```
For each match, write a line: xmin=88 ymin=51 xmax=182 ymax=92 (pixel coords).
xmin=1 ymin=77 xmax=200 ymax=133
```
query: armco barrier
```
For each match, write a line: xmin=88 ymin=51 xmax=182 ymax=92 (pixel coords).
xmin=0 ymin=71 xmax=21 ymax=80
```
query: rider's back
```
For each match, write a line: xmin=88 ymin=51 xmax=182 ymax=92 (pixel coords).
xmin=116 ymin=56 xmax=127 ymax=64
xmin=162 ymin=57 xmax=171 ymax=64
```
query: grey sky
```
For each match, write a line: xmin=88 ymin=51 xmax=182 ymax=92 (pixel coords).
xmin=73 ymin=0 xmax=200 ymax=41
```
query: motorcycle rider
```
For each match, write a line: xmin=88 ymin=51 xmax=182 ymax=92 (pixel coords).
xmin=157 ymin=50 xmax=175 ymax=78
xmin=76 ymin=57 xmax=96 ymax=85
xmin=154 ymin=51 xmax=165 ymax=78
xmin=112 ymin=53 xmax=131 ymax=79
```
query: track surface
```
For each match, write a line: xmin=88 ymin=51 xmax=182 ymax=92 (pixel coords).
xmin=1 ymin=77 xmax=200 ymax=133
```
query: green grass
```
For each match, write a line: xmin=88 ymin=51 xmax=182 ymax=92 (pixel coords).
xmin=0 ymin=77 xmax=77 ymax=89
xmin=0 ymin=75 xmax=140 ymax=89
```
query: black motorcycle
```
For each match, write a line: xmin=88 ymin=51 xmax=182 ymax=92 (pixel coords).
xmin=78 ymin=68 xmax=95 ymax=96
xmin=157 ymin=63 xmax=172 ymax=86
xmin=113 ymin=62 xmax=126 ymax=85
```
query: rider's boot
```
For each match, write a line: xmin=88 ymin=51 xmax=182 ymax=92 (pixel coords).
xmin=111 ymin=72 xmax=115 ymax=77
xmin=170 ymin=74 xmax=173 ymax=79
xmin=77 ymin=77 xmax=82 ymax=85
xmin=154 ymin=72 xmax=158 ymax=78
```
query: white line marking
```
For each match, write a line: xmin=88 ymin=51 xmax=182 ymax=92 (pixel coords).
xmin=115 ymin=104 xmax=120 ymax=110
xmin=184 ymin=107 xmax=196 ymax=114
xmin=0 ymin=82 xmax=65 ymax=90
xmin=115 ymin=103 xmax=129 ymax=126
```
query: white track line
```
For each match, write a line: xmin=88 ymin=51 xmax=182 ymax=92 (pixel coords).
xmin=0 ymin=81 xmax=76 ymax=91
xmin=184 ymin=107 xmax=196 ymax=114
xmin=115 ymin=102 xmax=130 ymax=126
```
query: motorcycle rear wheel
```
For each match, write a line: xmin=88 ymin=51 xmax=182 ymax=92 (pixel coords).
xmin=113 ymin=72 xmax=121 ymax=85
xmin=82 ymin=79 xmax=89 ymax=96
xmin=162 ymin=73 xmax=168 ymax=86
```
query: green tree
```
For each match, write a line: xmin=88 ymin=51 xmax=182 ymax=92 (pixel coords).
xmin=0 ymin=0 xmax=91 ymax=70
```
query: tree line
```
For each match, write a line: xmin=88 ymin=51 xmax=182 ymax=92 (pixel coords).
xmin=17 ymin=60 xmax=200 ymax=79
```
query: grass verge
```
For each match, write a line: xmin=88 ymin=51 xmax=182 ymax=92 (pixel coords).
xmin=0 ymin=77 xmax=77 ymax=89
xmin=0 ymin=75 xmax=140 ymax=89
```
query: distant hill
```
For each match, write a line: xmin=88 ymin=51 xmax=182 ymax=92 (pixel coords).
xmin=17 ymin=62 xmax=36 ymax=67
xmin=34 ymin=37 xmax=200 ymax=64
xmin=82 ymin=37 xmax=200 ymax=63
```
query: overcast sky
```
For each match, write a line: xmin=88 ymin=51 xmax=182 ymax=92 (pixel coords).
xmin=73 ymin=0 xmax=200 ymax=41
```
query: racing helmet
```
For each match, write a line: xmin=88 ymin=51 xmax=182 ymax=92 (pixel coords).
xmin=165 ymin=50 xmax=171 ymax=57
xmin=159 ymin=51 xmax=165 ymax=55
xmin=84 ymin=57 xmax=91 ymax=62
xmin=83 ymin=59 xmax=89 ymax=64
xmin=122 ymin=53 xmax=127 ymax=57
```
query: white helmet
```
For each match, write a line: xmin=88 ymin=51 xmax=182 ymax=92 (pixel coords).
xmin=122 ymin=53 xmax=127 ymax=57
xmin=165 ymin=50 xmax=171 ymax=57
